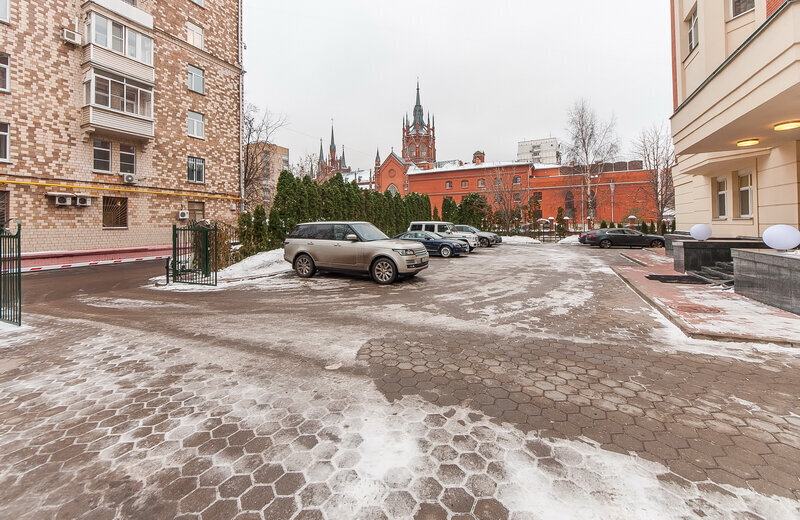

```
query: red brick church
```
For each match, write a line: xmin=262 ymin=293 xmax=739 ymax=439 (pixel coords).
xmin=374 ymin=83 xmax=662 ymax=228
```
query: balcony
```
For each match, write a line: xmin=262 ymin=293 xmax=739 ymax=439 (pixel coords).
xmin=82 ymin=0 xmax=153 ymax=29
xmin=81 ymin=105 xmax=154 ymax=141
xmin=83 ymin=44 xmax=154 ymax=84
xmin=671 ymin=1 xmax=800 ymax=158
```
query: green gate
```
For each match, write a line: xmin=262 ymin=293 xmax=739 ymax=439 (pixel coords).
xmin=0 ymin=219 xmax=21 ymax=326
xmin=172 ymin=222 xmax=218 ymax=286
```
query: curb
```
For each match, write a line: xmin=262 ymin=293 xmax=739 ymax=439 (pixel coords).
xmin=611 ymin=266 xmax=799 ymax=348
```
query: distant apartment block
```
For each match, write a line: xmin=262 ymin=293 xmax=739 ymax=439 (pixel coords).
xmin=517 ymin=138 xmax=561 ymax=165
xmin=0 ymin=0 xmax=243 ymax=255
xmin=670 ymin=0 xmax=800 ymax=235
xmin=244 ymin=142 xmax=288 ymax=211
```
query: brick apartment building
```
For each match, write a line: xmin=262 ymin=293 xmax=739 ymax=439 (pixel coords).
xmin=243 ymin=141 xmax=288 ymax=211
xmin=375 ymin=84 xmax=659 ymax=228
xmin=0 ymin=0 xmax=242 ymax=260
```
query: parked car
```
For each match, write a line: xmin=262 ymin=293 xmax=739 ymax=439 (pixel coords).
xmin=394 ymin=231 xmax=468 ymax=258
xmin=284 ymin=221 xmax=429 ymax=284
xmin=578 ymin=229 xmax=602 ymax=244
xmin=583 ymin=228 xmax=665 ymax=248
xmin=407 ymin=221 xmax=479 ymax=251
xmin=454 ymin=225 xmax=501 ymax=247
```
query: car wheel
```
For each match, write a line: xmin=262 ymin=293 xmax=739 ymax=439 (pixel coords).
xmin=468 ymin=245 xmax=475 ymax=252
xmin=479 ymin=237 xmax=489 ymax=247
xmin=293 ymin=253 xmax=316 ymax=278
xmin=650 ymin=239 xmax=665 ymax=248
xmin=599 ymin=239 xmax=612 ymax=249
xmin=439 ymin=245 xmax=453 ymax=258
xmin=371 ymin=257 xmax=398 ymax=285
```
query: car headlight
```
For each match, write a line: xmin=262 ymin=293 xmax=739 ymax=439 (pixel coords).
xmin=393 ymin=248 xmax=416 ymax=256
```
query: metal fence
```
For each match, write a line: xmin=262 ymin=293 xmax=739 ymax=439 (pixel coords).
xmin=0 ymin=219 xmax=21 ymax=326
xmin=172 ymin=222 xmax=218 ymax=286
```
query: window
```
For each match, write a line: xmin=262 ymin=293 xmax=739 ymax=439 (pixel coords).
xmin=0 ymin=0 xmax=8 ymax=23
xmin=738 ymin=171 xmax=752 ymax=217
xmin=119 ymin=144 xmax=135 ymax=174
xmin=89 ymin=13 xmax=153 ymax=65
xmin=87 ymin=71 xmax=153 ymax=118
xmin=688 ymin=9 xmax=699 ymax=53
xmin=0 ymin=123 xmax=7 ymax=161
xmin=188 ymin=156 xmax=205 ymax=183
xmin=187 ymin=21 xmax=204 ymax=49
xmin=188 ymin=111 xmax=204 ymax=138
xmin=512 ymin=176 xmax=521 ymax=185
xmin=93 ymin=139 xmax=111 ymax=172
xmin=494 ymin=194 xmax=504 ymax=204
xmin=494 ymin=178 xmax=502 ymax=187
xmin=461 ymin=180 xmax=468 ymax=189
xmin=421 ymin=145 xmax=427 ymax=156
xmin=715 ymin=178 xmax=727 ymax=218
xmin=188 ymin=65 xmax=204 ymax=94
xmin=188 ymin=201 xmax=205 ymax=221
xmin=477 ymin=178 xmax=486 ymax=188
xmin=0 ymin=54 xmax=8 ymax=91
xmin=513 ymin=193 xmax=522 ymax=204
xmin=445 ymin=181 xmax=452 ymax=189
xmin=732 ymin=0 xmax=754 ymax=17
xmin=409 ymin=144 xmax=416 ymax=156
xmin=102 ymin=197 xmax=128 ymax=228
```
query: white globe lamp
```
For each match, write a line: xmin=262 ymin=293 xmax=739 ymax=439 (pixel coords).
xmin=762 ymin=225 xmax=800 ymax=252
xmin=690 ymin=224 xmax=712 ymax=241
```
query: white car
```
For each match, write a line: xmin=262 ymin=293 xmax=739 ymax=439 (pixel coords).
xmin=407 ymin=221 xmax=479 ymax=251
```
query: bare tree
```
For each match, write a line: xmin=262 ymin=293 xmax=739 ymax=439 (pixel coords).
xmin=564 ymin=99 xmax=618 ymax=225
xmin=483 ymin=169 xmax=527 ymax=234
xmin=242 ymin=103 xmax=286 ymax=211
xmin=633 ymin=124 xmax=675 ymax=226
xmin=290 ymin=153 xmax=319 ymax=180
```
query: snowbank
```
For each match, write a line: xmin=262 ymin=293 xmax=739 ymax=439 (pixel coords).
xmin=218 ymin=249 xmax=291 ymax=280
xmin=558 ymin=235 xmax=581 ymax=245
xmin=500 ymin=235 xmax=542 ymax=245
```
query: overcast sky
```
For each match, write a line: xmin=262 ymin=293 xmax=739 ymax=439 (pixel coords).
xmin=243 ymin=0 xmax=673 ymax=172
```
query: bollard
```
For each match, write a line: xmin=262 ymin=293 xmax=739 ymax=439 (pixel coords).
xmin=165 ymin=256 xmax=170 ymax=284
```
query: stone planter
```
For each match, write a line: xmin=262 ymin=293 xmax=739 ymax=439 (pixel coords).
xmin=673 ymin=239 xmax=769 ymax=273
xmin=733 ymin=249 xmax=799 ymax=315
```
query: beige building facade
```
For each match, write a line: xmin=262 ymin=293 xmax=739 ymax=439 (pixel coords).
xmin=670 ymin=0 xmax=800 ymax=236
xmin=0 ymin=0 xmax=242 ymax=254
xmin=243 ymin=141 xmax=288 ymax=212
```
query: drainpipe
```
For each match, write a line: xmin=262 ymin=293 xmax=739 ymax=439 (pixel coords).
xmin=238 ymin=0 xmax=245 ymax=213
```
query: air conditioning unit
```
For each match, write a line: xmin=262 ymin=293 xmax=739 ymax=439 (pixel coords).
xmin=55 ymin=195 xmax=73 ymax=206
xmin=177 ymin=210 xmax=190 ymax=220
xmin=75 ymin=196 xmax=91 ymax=207
xmin=121 ymin=173 xmax=137 ymax=184
xmin=62 ymin=28 xmax=82 ymax=46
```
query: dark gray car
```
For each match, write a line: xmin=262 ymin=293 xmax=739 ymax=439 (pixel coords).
xmin=583 ymin=228 xmax=665 ymax=248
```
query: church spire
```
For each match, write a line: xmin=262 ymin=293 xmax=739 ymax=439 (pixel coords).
xmin=375 ymin=148 xmax=381 ymax=164
xmin=318 ymin=139 xmax=324 ymax=165
xmin=329 ymin=124 xmax=336 ymax=156
xmin=340 ymin=146 xmax=347 ymax=169
xmin=413 ymin=81 xmax=424 ymax=128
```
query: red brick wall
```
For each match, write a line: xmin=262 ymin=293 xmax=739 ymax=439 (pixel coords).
xmin=767 ymin=0 xmax=786 ymax=16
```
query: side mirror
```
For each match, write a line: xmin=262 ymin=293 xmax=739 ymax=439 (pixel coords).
xmin=345 ymin=234 xmax=358 ymax=241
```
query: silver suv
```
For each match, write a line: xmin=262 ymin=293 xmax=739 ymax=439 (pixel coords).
xmin=283 ymin=222 xmax=429 ymax=284
xmin=408 ymin=221 xmax=479 ymax=251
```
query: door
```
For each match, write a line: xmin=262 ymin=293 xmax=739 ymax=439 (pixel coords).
xmin=329 ymin=224 xmax=359 ymax=269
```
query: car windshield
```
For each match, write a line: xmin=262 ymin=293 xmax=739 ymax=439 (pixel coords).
xmin=351 ymin=222 xmax=389 ymax=241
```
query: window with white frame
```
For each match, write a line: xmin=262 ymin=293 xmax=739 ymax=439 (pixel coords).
xmin=445 ymin=181 xmax=452 ymax=189
xmin=0 ymin=123 xmax=8 ymax=161
xmin=88 ymin=13 xmax=152 ymax=65
xmin=732 ymin=0 xmax=755 ymax=18
xmin=188 ymin=156 xmax=205 ymax=183
xmin=188 ymin=111 xmax=204 ymax=138
xmin=93 ymin=139 xmax=111 ymax=172
xmin=0 ymin=54 xmax=8 ymax=91
xmin=512 ymin=175 xmax=521 ymax=185
xmin=119 ymin=144 xmax=135 ymax=174
xmin=494 ymin=177 xmax=502 ymax=187
xmin=738 ymin=171 xmax=752 ymax=217
xmin=186 ymin=21 xmax=204 ymax=49
xmin=85 ymin=71 xmax=153 ymax=118
xmin=477 ymin=178 xmax=485 ymax=188
xmin=715 ymin=178 xmax=727 ymax=218
xmin=461 ymin=180 xmax=468 ymax=189
xmin=688 ymin=8 xmax=699 ymax=53
xmin=1 ymin=0 xmax=8 ymax=23
xmin=188 ymin=65 xmax=204 ymax=94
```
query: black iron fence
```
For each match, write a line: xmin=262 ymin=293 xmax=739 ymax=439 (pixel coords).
xmin=0 ymin=219 xmax=21 ymax=326
xmin=172 ymin=222 xmax=218 ymax=286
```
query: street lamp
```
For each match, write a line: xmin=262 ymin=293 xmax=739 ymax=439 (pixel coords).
xmin=609 ymin=181 xmax=615 ymax=225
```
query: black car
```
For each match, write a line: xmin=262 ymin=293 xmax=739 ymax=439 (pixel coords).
xmin=393 ymin=231 xmax=468 ymax=258
xmin=583 ymin=228 xmax=665 ymax=248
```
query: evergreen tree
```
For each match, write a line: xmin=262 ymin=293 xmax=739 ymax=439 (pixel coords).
xmin=639 ymin=221 xmax=649 ymax=233
xmin=238 ymin=211 xmax=254 ymax=256
xmin=649 ymin=221 xmax=656 ymax=233
xmin=659 ymin=222 xmax=667 ymax=236
xmin=251 ymin=205 xmax=268 ymax=252
xmin=555 ymin=207 xmax=567 ymax=238
xmin=599 ymin=220 xmax=607 ymax=228
xmin=670 ymin=220 xmax=676 ymax=233
xmin=442 ymin=197 xmax=459 ymax=223
xmin=433 ymin=206 xmax=440 ymax=220
xmin=457 ymin=193 xmax=490 ymax=229
xmin=267 ymin=171 xmax=300 ymax=249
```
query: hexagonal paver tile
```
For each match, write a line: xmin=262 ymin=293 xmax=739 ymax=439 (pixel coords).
xmin=274 ymin=472 xmax=305 ymax=496
xmin=240 ymin=485 xmax=275 ymax=511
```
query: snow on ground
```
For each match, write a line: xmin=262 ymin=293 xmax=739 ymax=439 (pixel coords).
xmin=558 ymin=235 xmax=581 ymax=245
xmin=0 ymin=321 xmax=30 ymax=336
xmin=500 ymin=235 xmax=542 ymax=245
xmin=218 ymin=248 xmax=290 ymax=279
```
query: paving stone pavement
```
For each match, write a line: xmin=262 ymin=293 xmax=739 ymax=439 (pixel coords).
xmin=1 ymin=245 xmax=799 ymax=519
